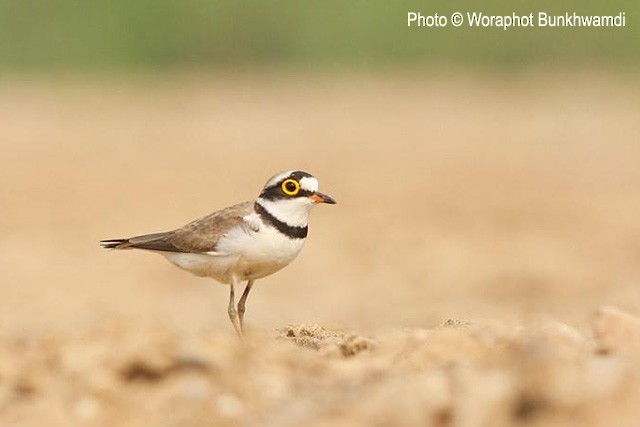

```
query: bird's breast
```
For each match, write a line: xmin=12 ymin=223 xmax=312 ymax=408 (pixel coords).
xmin=217 ymin=224 xmax=306 ymax=280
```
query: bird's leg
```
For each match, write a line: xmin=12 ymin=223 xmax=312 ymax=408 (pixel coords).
xmin=237 ymin=279 xmax=255 ymax=334
xmin=227 ymin=276 xmax=242 ymax=338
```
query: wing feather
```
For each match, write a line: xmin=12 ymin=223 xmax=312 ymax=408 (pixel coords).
xmin=102 ymin=201 xmax=254 ymax=253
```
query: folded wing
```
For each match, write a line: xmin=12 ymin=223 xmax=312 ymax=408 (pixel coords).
xmin=100 ymin=201 xmax=254 ymax=254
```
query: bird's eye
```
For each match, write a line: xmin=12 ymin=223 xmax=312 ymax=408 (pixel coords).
xmin=281 ymin=179 xmax=300 ymax=196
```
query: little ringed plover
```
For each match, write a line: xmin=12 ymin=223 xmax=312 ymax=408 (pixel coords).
xmin=100 ymin=170 xmax=335 ymax=337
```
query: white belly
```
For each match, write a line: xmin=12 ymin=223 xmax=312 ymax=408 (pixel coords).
xmin=160 ymin=226 xmax=305 ymax=284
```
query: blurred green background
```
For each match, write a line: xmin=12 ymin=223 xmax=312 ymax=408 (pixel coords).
xmin=0 ymin=0 xmax=637 ymax=71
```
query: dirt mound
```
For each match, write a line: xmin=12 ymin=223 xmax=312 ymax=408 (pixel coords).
xmin=0 ymin=306 xmax=639 ymax=427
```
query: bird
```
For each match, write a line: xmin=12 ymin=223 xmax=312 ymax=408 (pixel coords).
xmin=100 ymin=170 xmax=336 ymax=337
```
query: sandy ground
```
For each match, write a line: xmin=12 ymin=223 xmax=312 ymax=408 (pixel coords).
xmin=1 ymin=69 xmax=640 ymax=426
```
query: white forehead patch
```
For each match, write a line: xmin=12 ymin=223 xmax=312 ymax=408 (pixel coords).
xmin=299 ymin=176 xmax=318 ymax=192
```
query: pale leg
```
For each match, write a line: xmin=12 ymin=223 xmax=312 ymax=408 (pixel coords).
xmin=228 ymin=276 xmax=242 ymax=337
xmin=237 ymin=279 xmax=255 ymax=334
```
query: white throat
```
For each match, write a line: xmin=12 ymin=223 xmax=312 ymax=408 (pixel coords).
xmin=256 ymin=197 xmax=314 ymax=228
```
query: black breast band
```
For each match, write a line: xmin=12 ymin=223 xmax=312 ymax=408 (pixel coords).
xmin=254 ymin=202 xmax=308 ymax=239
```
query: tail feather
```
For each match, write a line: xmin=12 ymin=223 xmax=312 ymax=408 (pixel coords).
xmin=100 ymin=238 xmax=130 ymax=249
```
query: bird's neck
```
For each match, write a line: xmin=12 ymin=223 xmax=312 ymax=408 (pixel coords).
xmin=255 ymin=199 xmax=309 ymax=239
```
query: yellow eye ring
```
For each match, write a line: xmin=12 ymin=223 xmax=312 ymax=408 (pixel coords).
xmin=281 ymin=179 xmax=300 ymax=196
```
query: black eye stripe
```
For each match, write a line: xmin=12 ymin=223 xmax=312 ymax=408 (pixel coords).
xmin=259 ymin=172 xmax=318 ymax=200
xmin=259 ymin=184 xmax=313 ymax=200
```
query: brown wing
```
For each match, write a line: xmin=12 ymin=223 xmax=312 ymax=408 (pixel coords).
xmin=103 ymin=201 xmax=254 ymax=253
xmin=167 ymin=201 xmax=254 ymax=252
